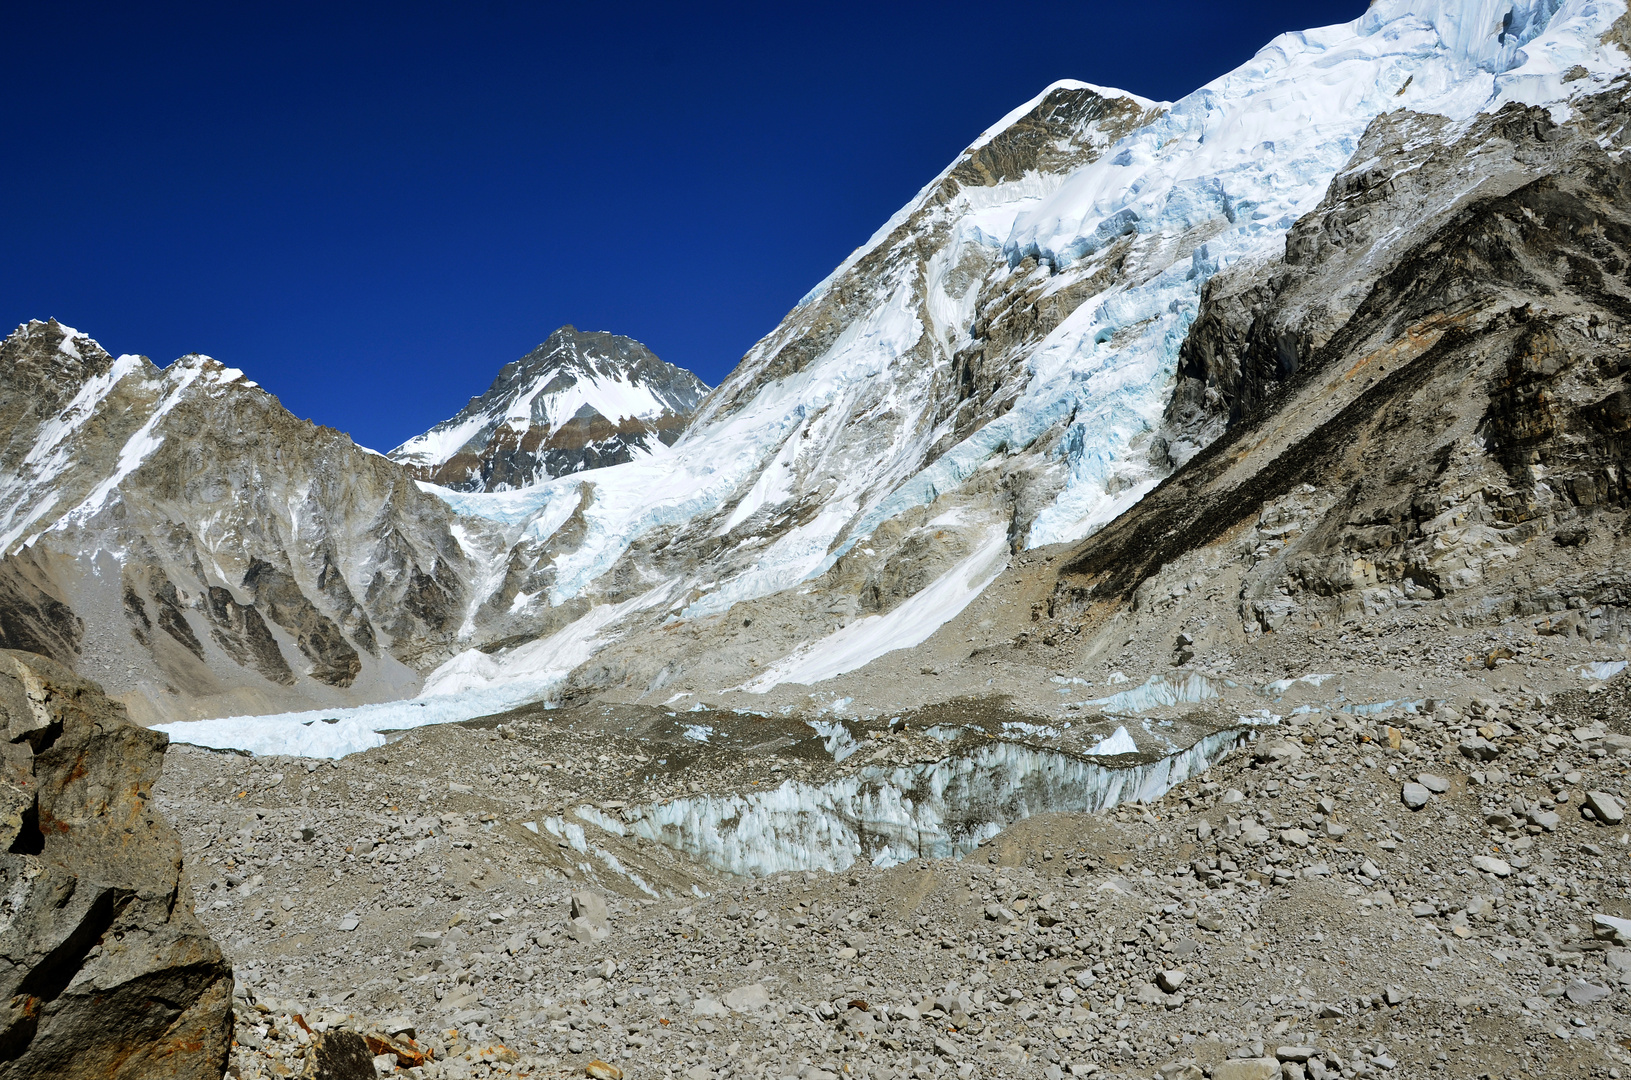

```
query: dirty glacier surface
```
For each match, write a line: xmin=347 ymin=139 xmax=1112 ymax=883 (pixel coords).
xmin=548 ymin=726 xmax=1254 ymax=881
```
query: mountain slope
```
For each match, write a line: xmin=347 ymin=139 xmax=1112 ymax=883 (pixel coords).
xmin=12 ymin=0 xmax=1631 ymax=755
xmin=389 ymin=326 xmax=709 ymax=491
xmin=0 ymin=320 xmax=478 ymax=724
xmin=1050 ymin=82 xmax=1631 ymax=652
xmin=365 ymin=0 xmax=1631 ymax=727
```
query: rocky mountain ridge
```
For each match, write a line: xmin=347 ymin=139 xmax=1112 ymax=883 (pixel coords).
xmin=0 ymin=320 xmax=477 ymax=725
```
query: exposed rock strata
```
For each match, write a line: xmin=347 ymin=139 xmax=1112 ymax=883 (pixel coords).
xmin=0 ymin=649 xmax=231 ymax=1078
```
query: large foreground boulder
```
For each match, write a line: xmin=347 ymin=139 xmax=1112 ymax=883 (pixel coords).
xmin=0 ymin=650 xmax=232 ymax=1078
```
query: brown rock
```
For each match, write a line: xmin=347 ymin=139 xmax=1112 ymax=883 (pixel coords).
xmin=585 ymin=1060 xmax=625 ymax=1080
xmin=302 ymin=1029 xmax=376 ymax=1079
xmin=0 ymin=651 xmax=233 ymax=1079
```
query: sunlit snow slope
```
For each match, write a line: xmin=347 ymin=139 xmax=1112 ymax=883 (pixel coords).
xmin=159 ymin=0 xmax=1631 ymax=756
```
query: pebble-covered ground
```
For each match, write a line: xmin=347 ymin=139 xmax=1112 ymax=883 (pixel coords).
xmin=157 ymin=668 xmax=1631 ymax=1080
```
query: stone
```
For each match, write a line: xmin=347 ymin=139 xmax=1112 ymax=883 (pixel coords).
xmin=1280 ymin=828 xmax=1311 ymax=847
xmin=1275 ymin=1046 xmax=1317 ymax=1062
xmin=585 ymin=1062 xmax=624 ymax=1080
xmin=571 ymin=889 xmax=609 ymax=927
xmin=1417 ymin=773 xmax=1451 ymax=794
xmin=303 ymin=1029 xmax=376 ymax=1079
xmin=1240 ymin=821 xmax=1271 ymax=846
xmin=691 ymin=997 xmax=730 ymax=1017
xmin=0 ymin=651 xmax=234 ymax=1080
xmin=1592 ymin=914 xmax=1631 ymax=946
xmin=1470 ymin=855 xmax=1512 ymax=877
xmin=1584 ymin=790 xmax=1624 ymax=824
xmin=1260 ymin=740 xmax=1305 ymax=767
xmin=1401 ymin=783 xmax=1431 ymax=810
xmin=1565 ymin=980 xmax=1611 ymax=1005
xmin=1158 ymin=970 xmax=1187 ymax=992
xmin=1459 ymin=737 xmax=1500 ymax=761
xmin=1134 ymin=981 xmax=1167 ymax=1005
xmin=566 ymin=916 xmax=610 ymax=945
xmin=1212 ymin=1060 xmax=1282 ymax=1080
xmin=411 ymin=931 xmax=443 ymax=951
xmin=379 ymin=1015 xmax=416 ymax=1040
xmin=722 ymin=983 xmax=771 ymax=1012
xmin=1158 ymin=1063 xmax=1204 ymax=1080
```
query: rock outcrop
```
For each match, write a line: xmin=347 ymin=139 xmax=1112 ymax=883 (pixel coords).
xmin=0 ymin=649 xmax=232 ymax=1078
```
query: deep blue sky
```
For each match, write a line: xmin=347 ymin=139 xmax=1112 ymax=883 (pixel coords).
xmin=4 ymin=2 xmax=1362 ymax=452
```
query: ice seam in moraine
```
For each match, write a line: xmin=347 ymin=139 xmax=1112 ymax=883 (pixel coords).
xmin=603 ymin=727 xmax=1251 ymax=878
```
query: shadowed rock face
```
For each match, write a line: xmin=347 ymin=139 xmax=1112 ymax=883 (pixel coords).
xmin=390 ymin=325 xmax=710 ymax=491
xmin=0 ymin=650 xmax=232 ymax=1079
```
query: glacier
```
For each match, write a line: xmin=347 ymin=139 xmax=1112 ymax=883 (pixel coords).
xmin=738 ymin=529 xmax=1010 ymax=692
xmin=585 ymin=726 xmax=1253 ymax=879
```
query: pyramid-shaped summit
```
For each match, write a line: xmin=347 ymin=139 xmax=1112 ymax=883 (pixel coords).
xmin=390 ymin=326 xmax=710 ymax=491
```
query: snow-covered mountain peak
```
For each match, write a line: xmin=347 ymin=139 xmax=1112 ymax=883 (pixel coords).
xmin=390 ymin=325 xmax=709 ymax=492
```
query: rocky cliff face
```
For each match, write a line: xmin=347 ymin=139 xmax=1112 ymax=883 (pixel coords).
xmin=389 ymin=326 xmax=709 ymax=491
xmin=1054 ymin=80 xmax=1631 ymax=652
xmin=0 ymin=321 xmax=478 ymax=724
xmin=0 ymin=650 xmax=231 ymax=1078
